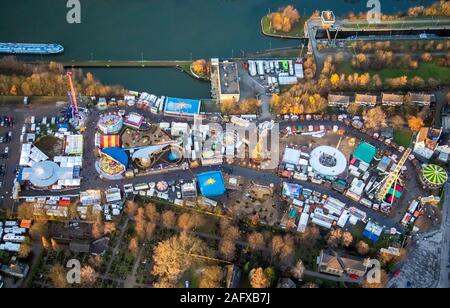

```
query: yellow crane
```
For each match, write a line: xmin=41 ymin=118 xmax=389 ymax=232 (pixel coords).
xmin=376 ymin=147 xmax=412 ymax=203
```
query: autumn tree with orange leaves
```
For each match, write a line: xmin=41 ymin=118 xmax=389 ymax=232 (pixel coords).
xmin=270 ymin=5 xmax=301 ymax=33
xmin=408 ymin=116 xmax=425 ymax=132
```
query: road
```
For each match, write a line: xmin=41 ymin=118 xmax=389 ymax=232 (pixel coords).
xmin=25 ymin=60 xmax=193 ymax=69
xmin=438 ymin=183 xmax=450 ymax=288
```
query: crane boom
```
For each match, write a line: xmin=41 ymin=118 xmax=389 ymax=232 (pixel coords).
xmin=66 ymin=71 xmax=79 ymax=116
xmin=376 ymin=148 xmax=412 ymax=202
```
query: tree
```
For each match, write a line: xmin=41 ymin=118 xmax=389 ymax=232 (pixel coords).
xmin=248 ymin=232 xmax=265 ymax=251
xmin=239 ymin=98 xmax=261 ymax=114
xmin=18 ymin=240 xmax=32 ymax=258
xmin=199 ymin=266 xmax=223 ymax=288
xmin=51 ymin=238 xmax=61 ymax=252
xmin=124 ymin=200 xmax=138 ymax=216
xmin=330 ymin=73 xmax=340 ymax=88
xmin=390 ymin=115 xmax=406 ymax=129
xmin=421 ymin=52 xmax=433 ymax=63
xmin=291 ymin=259 xmax=305 ymax=280
xmin=363 ymin=107 xmax=387 ymax=130
xmin=162 ymin=210 xmax=176 ymax=228
xmin=129 ymin=237 xmax=139 ymax=256
xmin=347 ymin=103 xmax=360 ymax=116
xmin=270 ymin=5 xmax=300 ymax=33
xmin=302 ymin=282 xmax=319 ymax=288
xmin=80 ymin=265 xmax=98 ymax=287
xmin=42 ymin=236 xmax=51 ymax=250
xmin=271 ymin=235 xmax=284 ymax=257
xmin=341 ymin=231 xmax=354 ymax=247
xmin=177 ymin=213 xmax=194 ymax=231
xmin=49 ymin=265 xmax=67 ymax=288
xmin=145 ymin=203 xmax=159 ymax=223
xmin=135 ymin=208 xmax=147 ymax=241
xmin=17 ymin=203 xmax=34 ymax=220
xmin=249 ymin=268 xmax=270 ymax=288
xmin=219 ymin=239 xmax=236 ymax=260
xmin=327 ymin=229 xmax=343 ymax=248
xmin=356 ymin=241 xmax=370 ymax=255
xmin=145 ymin=222 xmax=156 ymax=240
xmin=91 ymin=221 xmax=104 ymax=239
xmin=191 ymin=59 xmax=209 ymax=76
xmin=408 ymin=116 xmax=425 ymax=132
xmin=152 ymin=233 xmax=209 ymax=283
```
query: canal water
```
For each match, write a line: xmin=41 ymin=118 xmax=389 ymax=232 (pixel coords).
xmin=0 ymin=0 xmax=435 ymax=98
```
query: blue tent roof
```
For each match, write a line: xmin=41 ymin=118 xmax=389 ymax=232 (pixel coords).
xmin=197 ymin=171 xmax=226 ymax=198
xmin=164 ymin=97 xmax=201 ymax=116
xmin=102 ymin=147 xmax=129 ymax=167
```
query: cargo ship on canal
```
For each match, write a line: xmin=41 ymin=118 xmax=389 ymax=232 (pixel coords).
xmin=0 ymin=43 xmax=64 ymax=55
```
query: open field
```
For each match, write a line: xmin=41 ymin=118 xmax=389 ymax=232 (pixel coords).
xmin=394 ymin=129 xmax=414 ymax=148
xmin=337 ymin=60 xmax=450 ymax=85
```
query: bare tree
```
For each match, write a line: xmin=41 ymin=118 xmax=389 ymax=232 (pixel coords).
xmin=199 ymin=266 xmax=224 ymax=288
xmin=248 ymin=232 xmax=265 ymax=251
xmin=291 ymin=259 xmax=305 ymax=280
xmin=161 ymin=210 xmax=176 ymax=228
xmin=356 ymin=241 xmax=370 ymax=255
xmin=152 ymin=233 xmax=210 ymax=283
xmin=49 ymin=265 xmax=67 ymax=288
xmin=219 ymin=239 xmax=236 ymax=261
xmin=80 ymin=265 xmax=98 ymax=287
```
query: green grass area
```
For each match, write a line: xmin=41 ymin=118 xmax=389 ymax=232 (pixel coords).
xmin=337 ymin=60 xmax=450 ymax=85
xmin=261 ymin=15 xmax=305 ymax=38
xmin=342 ymin=17 xmax=450 ymax=29
xmin=394 ymin=129 xmax=414 ymax=148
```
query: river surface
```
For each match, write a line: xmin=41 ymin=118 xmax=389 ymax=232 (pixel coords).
xmin=0 ymin=0 xmax=435 ymax=98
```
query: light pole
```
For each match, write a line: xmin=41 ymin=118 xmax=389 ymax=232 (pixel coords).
xmin=141 ymin=52 xmax=144 ymax=62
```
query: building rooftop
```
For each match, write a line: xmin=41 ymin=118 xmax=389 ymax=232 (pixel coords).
xmin=328 ymin=94 xmax=350 ymax=105
xmin=407 ymin=92 xmax=435 ymax=104
xmin=355 ymin=94 xmax=377 ymax=104
xmin=353 ymin=142 xmax=377 ymax=164
xmin=219 ymin=62 xmax=240 ymax=95
xmin=382 ymin=93 xmax=404 ymax=103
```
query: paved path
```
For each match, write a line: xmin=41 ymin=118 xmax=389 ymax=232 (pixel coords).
xmin=105 ymin=217 xmax=129 ymax=275
xmin=439 ymin=183 xmax=450 ymax=288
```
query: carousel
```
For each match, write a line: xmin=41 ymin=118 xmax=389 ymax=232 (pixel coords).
xmin=96 ymin=147 xmax=129 ymax=179
xmin=421 ymin=164 xmax=448 ymax=189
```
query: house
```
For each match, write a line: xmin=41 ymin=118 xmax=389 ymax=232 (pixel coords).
xmin=340 ymin=256 xmax=370 ymax=277
xmin=413 ymin=127 xmax=443 ymax=160
xmin=328 ymin=94 xmax=350 ymax=108
xmin=382 ymin=93 xmax=404 ymax=106
xmin=318 ymin=251 xmax=344 ymax=276
xmin=407 ymin=92 xmax=436 ymax=106
xmin=276 ymin=278 xmax=296 ymax=288
xmin=355 ymin=94 xmax=377 ymax=107
xmin=318 ymin=250 xmax=370 ymax=278
xmin=436 ymin=143 xmax=450 ymax=163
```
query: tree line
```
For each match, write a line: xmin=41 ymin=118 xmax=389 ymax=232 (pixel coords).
xmin=0 ymin=56 xmax=125 ymax=97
